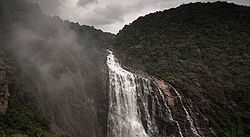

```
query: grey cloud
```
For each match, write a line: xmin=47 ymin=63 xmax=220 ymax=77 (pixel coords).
xmin=86 ymin=2 xmax=147 ymax=26
xmin=93 ymin=4 xmax=126 ymax=23
xmin=77 ymin=0 xmax=98 ymax=7
xmin=32 ymin=0 xmax=62 ymax=14
xmin=32 ymin=0 xmax=250 ymax=33
xmin=79 ymin=4 xmax=127 ymax=26
xmin=82 ymin=17 xmax=114 ymax=26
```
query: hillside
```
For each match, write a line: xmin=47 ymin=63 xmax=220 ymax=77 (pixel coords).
xmin=0 ymin=0 xmax=113 ymax=137
xmin=114 ymin=2 xmax=250 ymax=137
xmin=1 ymin=1 xmax=250 ymax=137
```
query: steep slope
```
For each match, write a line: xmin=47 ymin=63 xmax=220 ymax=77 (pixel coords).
xmin=0 ymin=0 xmax=114 ymax=137
xmin=114 ymin=2 xmax=250 ymax=137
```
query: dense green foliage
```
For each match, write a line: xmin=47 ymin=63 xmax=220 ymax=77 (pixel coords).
xmin=210 ymin=117 xmax=245 ymax=137
xmin=0 ymin=102 xmax=51 ymax=137
xmin=115 ymin=2 xmax=250 ymax=137
xmin=0 ymin=0 xmax=113 ymax=136
xmin=0 ymin=51 xmax=52 ymax=137
xmin=1 ymin=0 xmax=250 ymax=136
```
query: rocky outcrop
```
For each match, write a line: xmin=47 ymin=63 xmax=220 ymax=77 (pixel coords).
xmin=136 ymin=76 xmax=215 ymax=137
xmin=154 ymin=79 xmax=215 ymax=137
xmin=0 ymin=69 xmax=9 ymax=118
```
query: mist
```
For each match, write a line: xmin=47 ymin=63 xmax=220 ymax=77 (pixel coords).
xmin=1 ymin=0 xmax=250 ymax=137
xmin=0 ymin=0 xmax=111 ymax=136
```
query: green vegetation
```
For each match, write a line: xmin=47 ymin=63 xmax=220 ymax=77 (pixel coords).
xmin=153 ymin=133 xmax=166 ymax=137
xmin=1 ymin=0 xmax=250 ymax=136
xmin=0 ymin=52 xmax=18 ymax=75
xmin=0 ymin=99 xmax=51 ymax=137
xmin=210 ymin=117 xmax=245 ymax=137
xmin=115 ymin=2 xmax=250 ymax=137
xmin=0 ymin=53 xmax=52 ymax=137
xmin=188 ymin=133 xmax=200 ymax=137
xmin=0 ymin=0 xmax=113 ymax=136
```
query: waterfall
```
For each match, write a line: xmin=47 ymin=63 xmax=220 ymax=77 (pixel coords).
xmin=137 ymin=78 xmax=158 ymax=134
xmin=107 ymin=50 xmax=149 ymax=137
xmin=106 ymin=50 xmax=201 ymax=137
xmin=169 ymin=85 xmax=201 ymax=137
xmin=158 ymin=88 xmax=184 ymax=137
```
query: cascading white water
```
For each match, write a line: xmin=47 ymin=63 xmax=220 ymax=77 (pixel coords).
xmin=158 ymin=88 xmax=184 ymax=137
xmin=169 ymin=85 xmax=201 ymax=137
xmin=106 ymin=50 xmax=201 ymax=137
xmin=107 ymin=50 xmax=149 ymax=137
xmin=137 ymin=78 xmax=158 ymax=134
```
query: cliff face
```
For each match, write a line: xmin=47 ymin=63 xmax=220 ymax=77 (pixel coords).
xmin=151 ymin=79 xmax=214 ymax=137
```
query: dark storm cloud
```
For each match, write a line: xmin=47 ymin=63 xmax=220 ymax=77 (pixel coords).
xmin=77 ymin=0 xmax=98 ymax=7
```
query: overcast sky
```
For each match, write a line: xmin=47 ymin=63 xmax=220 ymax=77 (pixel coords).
xmin=31 ymin=0 xmax=250 ymax=33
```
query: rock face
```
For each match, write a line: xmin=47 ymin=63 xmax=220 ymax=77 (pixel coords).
xmin=107 ymin=50 xmax=214 ymax=137
xmin=154 ymin=79 xmax=215 ymax=137
xmin=0 ymin=70 xmax=9 ymax=118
